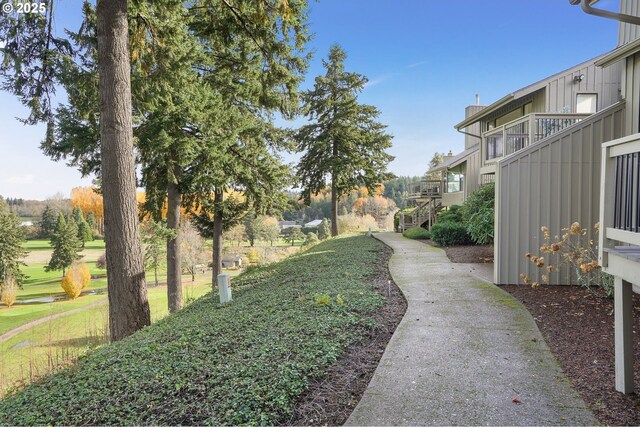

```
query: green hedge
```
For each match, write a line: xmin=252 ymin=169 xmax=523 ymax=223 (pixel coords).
xmin=402 ymin=226 xmax=430 ymax=240
xmin=430 ymin=221 xmax=473 ymax=246
xmin=437 ymin=205 xmax=464 ymax=223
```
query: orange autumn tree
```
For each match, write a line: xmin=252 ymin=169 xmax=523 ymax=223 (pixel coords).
xmin=71 ymin=187 xmax=104 ymax=233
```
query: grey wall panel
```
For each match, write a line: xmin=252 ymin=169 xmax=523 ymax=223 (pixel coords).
xmin=619 ymin=0 xmax=640 ymax=46
xmin=495 ymin=102 xmax=626 ymax=285
xmin=540 ymin=62 xmax=621 ymax=113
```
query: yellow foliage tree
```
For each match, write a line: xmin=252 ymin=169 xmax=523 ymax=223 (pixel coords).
xmin=71 ymin=187 xmax=104 ymax=222
xmin=1 ymin=277 xmax=17 ymax=308
xmin=61 ymin=262 xmax=91 ymax=299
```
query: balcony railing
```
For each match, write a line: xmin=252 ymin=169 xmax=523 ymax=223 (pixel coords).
xmin=483 ymin=113 xmax=590 ymax=162
xmin=407 ymin=180 xmax=443 ymax=199
xmin=599 ymin=133 xmax=640 ymax=274
xmin=598 ymin=132 xmax=640 ymax=395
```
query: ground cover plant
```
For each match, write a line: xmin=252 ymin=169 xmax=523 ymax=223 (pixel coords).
xmin=0 ymin=235 xmax=389 ymax=425
xmin=402 ymin=226 xmax=430 ymax=240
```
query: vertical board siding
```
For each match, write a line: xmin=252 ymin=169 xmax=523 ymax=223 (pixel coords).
xmin=619 ymin=0 xmax=640 ymax=47
xmin=545 ymin=62 xmax=621 ymax=113
xmin=495 ymin=102 xmax=626 ymax=285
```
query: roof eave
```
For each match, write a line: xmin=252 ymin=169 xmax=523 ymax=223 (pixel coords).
xmin=595 ymin=38 xmax=640 ymax=68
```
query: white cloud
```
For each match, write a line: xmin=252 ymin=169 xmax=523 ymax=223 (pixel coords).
xmin=407 ymin=60 xmax=428 ymax=69
xmin=3 ymin=174 xmax=35 ymax=185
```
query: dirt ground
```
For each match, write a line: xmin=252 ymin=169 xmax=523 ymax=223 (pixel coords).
xmin=286 ymin=244 xmax=407 ymax=426
xmin=501 ymin=285 xmax=640 ymax=426
xmin=418 ymin=239 xmax=494 ymax=263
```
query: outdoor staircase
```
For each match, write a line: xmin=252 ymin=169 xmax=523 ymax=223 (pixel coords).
xmin=399 ymin=199 xmax=444 ymax=232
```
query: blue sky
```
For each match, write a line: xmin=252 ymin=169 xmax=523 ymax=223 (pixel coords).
xmin=0 ymin=0 xmax=621 ymax=200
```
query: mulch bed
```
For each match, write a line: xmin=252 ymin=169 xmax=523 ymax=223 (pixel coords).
xmin=417 ymin=239 xmax=494 ymax=263
xmin=287 ymin=243 xmax=407 ymax=426
xmin=501 ymin=285 xmax=640 ymax=426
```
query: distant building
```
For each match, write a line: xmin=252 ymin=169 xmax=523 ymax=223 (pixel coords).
xmin=304 ymin=219 xmax=323 ymax=228
xmin=20 ymin=221 xmax=33 ymax=227
xmin=279 ymin=221 xmax=300 ymax=230
xmin=221 ymin=254 xmax=242 ymax=268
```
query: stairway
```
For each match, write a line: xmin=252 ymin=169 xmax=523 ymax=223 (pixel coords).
xmin=399 ymin=199 xmax=444 ymax=232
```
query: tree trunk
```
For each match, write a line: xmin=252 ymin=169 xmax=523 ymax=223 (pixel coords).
xmin=166 ymin=162 xmax=182 ymax=313
xmin=154 ymin=267 xmax=158 ymax=287
xmin=331 ymin=179 xmax=339 ymax=237
xmin=211 ymin=189 xmax=224 ymax=291
xmin=97 ymin=0 xmax=150 ymax=342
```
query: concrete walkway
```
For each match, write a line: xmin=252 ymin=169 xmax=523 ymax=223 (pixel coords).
xmin=346 ymin=233 xmax=597 ymax=426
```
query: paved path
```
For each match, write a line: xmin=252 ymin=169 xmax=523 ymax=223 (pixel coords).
xmin=0 ymin=299 xmax=107 ymax=345
xmin=346 ymin=232 xmax=597 ymax=426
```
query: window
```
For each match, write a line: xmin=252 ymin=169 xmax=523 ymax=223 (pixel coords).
xmin=446 ymin=171 xmax=464 ymax=193
xmin=486 ymin=134 xmax=503 ymax=160
xmin=576 ymin=94 xmax=597 ymax=114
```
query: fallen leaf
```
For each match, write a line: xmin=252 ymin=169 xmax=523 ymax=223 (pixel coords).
xmin=512 ymin=397 xmax=522 ymax=404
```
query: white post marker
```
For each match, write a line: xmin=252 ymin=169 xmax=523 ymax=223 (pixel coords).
xmin=217 ymin=273 xmax=232 ymax=303
xmin=367 ymin=227 xmax=372 ymax=236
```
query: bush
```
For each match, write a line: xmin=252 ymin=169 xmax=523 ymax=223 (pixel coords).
xmin=61 ymin=262 xmax=91 ymax=299
xmin=303 ymin=232 xmax=320 ymax=247
xmin=247 ymin=248 xmax=262 ymax=265
xmin=466 ymin=206 xmax=494 ymax=245
xmin=1 ymin=277 xmax=17 ymax=308
xmin=96 ymin=253 xmax=107 ymax=269
xmin=402 ymin=227 xmax=430 ymax=240
xmin=462 ymin=183 xmax=495 ymax=245
xmin=437 ymin=205 xmax=464 ymax=223
xmin=430 ymin=221 xmax=473 ymax=246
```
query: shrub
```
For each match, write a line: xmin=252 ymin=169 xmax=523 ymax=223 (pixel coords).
xmin=303 ymin=232 xmax=320 ymax=247
xmin=437 ymin=205 xmax=464 ymax=223
xmin=466 ymin=206 xmax=494 ymax=245
xmin=521 ymin=222 xmax=613 ymax=297
xmin=61 ymin=262 xmax=91 ymax=299
xmin=402 ymin=226 xmax=430 ymax=240
xmin=462 ymin=183 xmax=495 ymax=245
xmin=338 ymin=213 xmax=378 ymax=234
xmin=247 ymin=248 xmax=262 ymax=265
xmin=96 ymin=253 xmax=107 ymax=269
xmin=430 ymin=221 xmax=473 ymax=246
xmin=1 ymin=277 xmax=17 ymax=308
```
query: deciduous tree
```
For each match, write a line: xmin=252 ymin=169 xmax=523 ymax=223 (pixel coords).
xmin=295 ymin=45 xmax=394 ymax=236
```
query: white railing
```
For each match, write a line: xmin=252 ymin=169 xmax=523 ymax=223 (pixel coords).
xmin=484 ymin=113 xmax=590 ymax=162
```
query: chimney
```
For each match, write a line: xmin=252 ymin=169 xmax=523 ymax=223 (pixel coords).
xmin=475 ymin=94 xmax=480 ymax=105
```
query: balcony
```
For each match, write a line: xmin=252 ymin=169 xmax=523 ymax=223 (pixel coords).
xmin=483 ymin=113 xmax=590 ymax=163
xmin=407 ymin=180 xmax=443 ymax=200
xmin=599 ymin=133 xmax=640 ymax=394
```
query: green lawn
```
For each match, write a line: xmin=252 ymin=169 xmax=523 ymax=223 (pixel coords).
xmin=0 ymin=282 xmax=212 ymax=394
xmin=0 ymin=235 xmax=387 ymax=425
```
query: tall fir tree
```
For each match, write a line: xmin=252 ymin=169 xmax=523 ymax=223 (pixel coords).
xmin=295 ymin=45 xmax=394 ymax=236
xmin=46 ymin=214 xmax=82 ymax=276
xmin=0 ymin=0 xmax=151 ymax=340
xmin=0 ymin=207 xmax=28 ymax=288
xmin=39 ymin=205 xmax=60 ymax=239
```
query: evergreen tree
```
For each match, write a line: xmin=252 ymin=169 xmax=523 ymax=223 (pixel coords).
xmin=317 ymin=219 xmax=331 ymax=240
xmin=86 ymin=211 xmax=97 ymax=232
xmin=243 ymin=210 xmax=258 ymax=247
xmin=72 ymin=207 xmax=93 ymax=246
xmin=296 ymin=45 xmax=394 ymax=236
xmin=38 ymin=205 xmax=59 ymax=239
xmin=46 ymin=214 xmax=82 ymax=275
xmin=1 ymin=0 xmax=151 ymax=340
xmin=0 ymin=208 xmax=28 ymax=288
xmin=141 ymin=221 xmax=175 ymax=288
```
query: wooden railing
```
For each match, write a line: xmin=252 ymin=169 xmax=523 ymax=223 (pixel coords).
xmin=407 ymin=180 xmax=443 ymax=199
xmin=484 ymin=113 xmax=590 ymax=162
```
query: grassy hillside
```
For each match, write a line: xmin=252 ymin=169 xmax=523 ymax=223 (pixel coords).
xmin=0 ymin=235 xmax=388 ymax=426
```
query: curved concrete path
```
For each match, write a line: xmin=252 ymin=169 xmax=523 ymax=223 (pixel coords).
xmin=346 ymin=232 xmax=597 ymax=426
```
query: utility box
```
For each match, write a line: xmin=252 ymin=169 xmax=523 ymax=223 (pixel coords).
xmin=217 ymin=273 xmax=232 ymax=303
